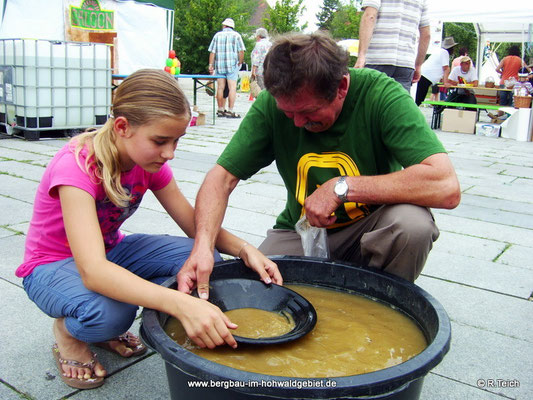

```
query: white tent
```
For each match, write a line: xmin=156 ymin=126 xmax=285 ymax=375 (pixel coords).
xmin=426 ymin=0 xmax=533 ymax=81
xmin=426 ymin=0 xmax=533 ymax=141
xmin=0 ymin=0 xmax=174 ymax=75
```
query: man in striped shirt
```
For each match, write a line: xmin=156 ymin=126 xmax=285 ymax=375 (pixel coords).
xmin=208 ymin=18 xmax=246 ymax=118
xmin=354 ymin=0 xmax=431 ymax=92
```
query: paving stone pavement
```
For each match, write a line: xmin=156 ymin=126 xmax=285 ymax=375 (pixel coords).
xmin=1 ymin=80 xmax=531 ymax=399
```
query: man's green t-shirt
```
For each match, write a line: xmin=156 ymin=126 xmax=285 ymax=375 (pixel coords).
xmin=217 ymin=68 xmax=446 ymax=230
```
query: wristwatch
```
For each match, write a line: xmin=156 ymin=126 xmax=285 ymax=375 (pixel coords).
xmin=334 ymin=176 xmax=349 ymax=202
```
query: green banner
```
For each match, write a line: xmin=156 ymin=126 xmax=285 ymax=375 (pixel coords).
xmin=70 ymin=0 xmax=115 ymax=31
xmin=134 ymin=1 xmax=175 ymax=10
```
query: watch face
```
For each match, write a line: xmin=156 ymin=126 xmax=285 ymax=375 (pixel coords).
xmin=335 ymin=179 xmax=348 ymax=196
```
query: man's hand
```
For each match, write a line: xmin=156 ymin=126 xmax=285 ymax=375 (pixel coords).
xmin=412 ymin=67 xmax=422 ymax=83
xmin=177 ymin=248 xmax=215 ymax=300
xmin=303 ymin=178 xmax=342 ymax=228
xmin=354 ymin=56 xmax=366 ymax=69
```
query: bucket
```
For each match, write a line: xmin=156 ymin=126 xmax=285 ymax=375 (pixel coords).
xmin=141 ymin=257 xmax=451 ymax=400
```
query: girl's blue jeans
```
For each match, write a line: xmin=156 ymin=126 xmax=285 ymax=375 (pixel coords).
xmin=23 ymin=233 xmax=222 ymax=343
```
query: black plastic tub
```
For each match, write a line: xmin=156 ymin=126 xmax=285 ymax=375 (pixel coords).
xmin=140 ymin=256 xmax=451 ymax=400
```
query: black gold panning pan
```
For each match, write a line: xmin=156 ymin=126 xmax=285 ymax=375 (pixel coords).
xmin=202 ymin=278 xmax=317 ymax=345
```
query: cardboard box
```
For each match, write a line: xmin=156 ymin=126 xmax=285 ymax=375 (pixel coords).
xmin=475 ymin=122 xmax=501 ymax=137
xmin=441 ymin=109 xmax=477 ymax=134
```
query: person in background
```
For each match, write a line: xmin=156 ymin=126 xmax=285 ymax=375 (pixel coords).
xmin=438 ymin=45 xmax=468 ymax=101
xmin=16 ymin=69 xmax=281 ymax=390
xmin=445 ymin=56 xmax=478 ymax=104
xmin=451 ymin=47 xmax=469 ymax=69
xmin=512 ymin=67 xmax=533 ymax=95
xmin=415 ymin=36 xmax=457 ymax=106
xmin=354 ymin=0 xmax=431 ymax=92
xmin=447 ymin=56 xmax=478 ymax=87
xmin=208 ymin=18 xmax=245 ymax=118
xmin=429 ymin=82 xmax=441 ymax=101
xmin=491 ymin=46 xmax=530 ymax=119
xmin=179 ymin=32 xmax=461 ymax=302
xmin=251 ymin=28 xmax=272 ymax=90
xmin=496 ymin=45 xmax=529 ymax=91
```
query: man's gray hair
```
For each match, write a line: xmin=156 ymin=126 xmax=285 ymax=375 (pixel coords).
xmin=255 ymin=28 xmax=268 ymax=38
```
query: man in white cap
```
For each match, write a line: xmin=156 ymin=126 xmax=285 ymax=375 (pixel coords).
xmin=208 ymin=18 xmax=245 ymax=118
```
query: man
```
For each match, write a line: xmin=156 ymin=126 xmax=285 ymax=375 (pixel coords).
xmin=451 ymin=47 xmax=469 ymax=69
xmin=445 ymin=56 xmax=478 ymax=105
xmin=179 ymin=32 xmax=460 ymax=300
xmin=415 ymin=36 xmax=457 ymax=106
xmin=208 ymin=18 xmax=245 ymax=118
xmin=447 ymin=56 xmax=478 ymax=87
xmin=251 ymin=28 xmax=272 ymax=90
xmin=354 ymin=0 xmax=431 ymax=91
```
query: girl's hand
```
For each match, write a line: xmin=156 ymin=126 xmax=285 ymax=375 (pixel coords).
xmin=176 ymin=294 xmax=238 ymax=349
xmin=239 ymin=244 xmax=283 ymax=285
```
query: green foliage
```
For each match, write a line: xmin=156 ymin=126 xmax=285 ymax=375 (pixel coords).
xmin=494 ymin=42 xmax=532 ymax=62
xmin=443 ymin=22 xmax=477 ymax=64
xmin=443 ymin=22 xmax=532 ymax=65
xmin=173 ymin=0 xmax=257 ymax=74
xmin=316 ymin=0 xmax=340 ymax=31
xmin=263 ymin=0 xmax=307 ymax=34
xmin=328 ymin=2 xmax=361 ymax=40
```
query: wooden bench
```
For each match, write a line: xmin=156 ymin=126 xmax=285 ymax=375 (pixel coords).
xmin=421 ymin=100 xmax=505 ymax=129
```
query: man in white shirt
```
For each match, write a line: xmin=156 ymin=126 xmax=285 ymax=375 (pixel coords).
xmin=447 ymin=56 xmax=478 ymax=86
xmin=445 ymin=56 xmax=478 ymax=105
xmin=415 ymin=36 xmax=457 ymax=105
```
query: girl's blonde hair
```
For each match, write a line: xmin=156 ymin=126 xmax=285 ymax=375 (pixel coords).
xmin=73 ymin=69 xmax=191 ymax=207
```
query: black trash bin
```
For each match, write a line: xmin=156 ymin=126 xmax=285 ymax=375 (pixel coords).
xmin=141 ymin=256 xmax=451 ymax=400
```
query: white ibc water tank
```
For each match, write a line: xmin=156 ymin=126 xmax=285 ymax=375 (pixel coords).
xmin=0 ymin=39 xmax=111 ymax=129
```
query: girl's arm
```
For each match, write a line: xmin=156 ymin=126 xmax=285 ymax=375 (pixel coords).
xmin=154 ymin=179 xmax=282 ymax=298
xmin=58 ymin=185 xmax=237 ymax=349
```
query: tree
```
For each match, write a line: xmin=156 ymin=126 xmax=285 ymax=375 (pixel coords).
xmin=328 ymin=2 xmax=361 ymax=40
xmin=494 ymin=42 xmax=531 ymax=63
xmin=263 ymin=0 xmax=307 ymax=34
xmin=443 ymin=23 xmax=477 ymax=64
xmin=174 ymin=0 xmax=257 ymax=74
xmin=443 ymin=23 xmax=533 ymax=65
xmin=316 ymin=0 xmax=340 ymax=31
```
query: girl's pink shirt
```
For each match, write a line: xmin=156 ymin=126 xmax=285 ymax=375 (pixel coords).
xmin=16 ymin=142 xmax=172 ymax=278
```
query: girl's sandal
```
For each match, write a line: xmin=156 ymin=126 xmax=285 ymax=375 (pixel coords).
xmin=94 ymin=331 xmax=147 ymax=357
xmin=226 ymin=111 xmax=241 ymax=118
xmin=52 ymin=344 xmax=104 ymax=389
xmin=216 ymin=110 xmax=227 ymax=117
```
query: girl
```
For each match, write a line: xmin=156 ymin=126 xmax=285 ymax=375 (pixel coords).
xmin=16 ymin=69 xmax=281 ymax=390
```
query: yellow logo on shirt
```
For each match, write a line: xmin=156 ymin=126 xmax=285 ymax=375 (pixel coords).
xmin=296 ymin=152 xmax=369 ymax=226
